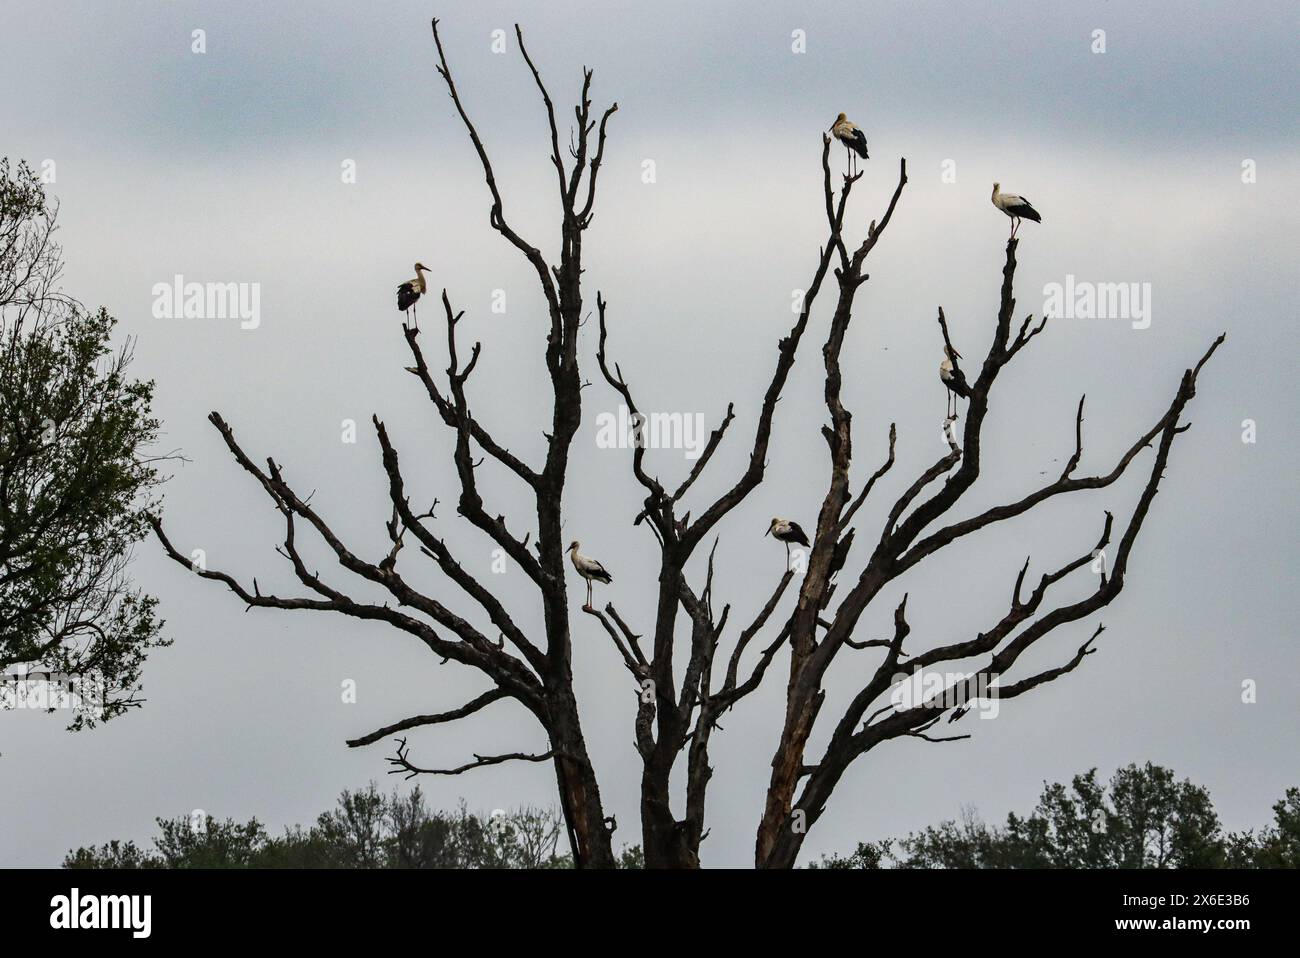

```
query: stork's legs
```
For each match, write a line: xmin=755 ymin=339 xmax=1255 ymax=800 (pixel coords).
xmin=945 ymin=387 xmax=960 ymax=423
xmin=585 ymin=579 xmax=593 ymax=610
xmin=1010 ymin=216 xmax=1020 ymax=239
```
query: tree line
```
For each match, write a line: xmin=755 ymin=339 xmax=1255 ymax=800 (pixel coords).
xmin=66 ymin=763 xmax=1295 ymax=869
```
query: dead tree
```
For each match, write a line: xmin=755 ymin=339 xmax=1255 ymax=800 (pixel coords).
xmin=590 ymin=117 xmax=1224 ymax=866
xmin=743 ymin=210 xmax=1222 ymax=868
xmin=744 ymin=324 xmax=1222 ymax=864
xmin=153 ymin=23 xmax=1222 ymax=870
xmin=152 ymin=19 xmax=620 ymax=868
xmin=595 ymin=143 xmax=1221 ymax=865
xmin=585 ymin=139 xmax=870 ymax=866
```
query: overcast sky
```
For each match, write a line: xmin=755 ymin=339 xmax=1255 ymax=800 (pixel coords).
xmin=2 ymin=0 xmax=1297 ymax=867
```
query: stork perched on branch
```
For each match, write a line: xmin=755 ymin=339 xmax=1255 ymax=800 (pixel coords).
xmin=766 ymin=517 xmax=810 ymax=569
xmin=940 ymin=344 xmax=963 ymax=420
xmin=396 ymin=262 xmax=431 ymax=329
xmin=991 ymin=183 xmax=1041 ymax=238
xmin=830 ymin=113 xmax=869 ymax=176
xmin=568 ymin=541 xmax=612 ymax=609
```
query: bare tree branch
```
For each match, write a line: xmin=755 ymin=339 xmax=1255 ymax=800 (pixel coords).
xmin=346 ymin=689 xmax=511 ymax=747
xmin=386 ymin=736 xmax=556 ymax=779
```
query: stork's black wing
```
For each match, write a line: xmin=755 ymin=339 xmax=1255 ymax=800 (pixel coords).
xmin=590 ymin=562 xmax=613 ymax=584
xmin=1007 ymin=199 xmax=1041 ymax=222
xmin=788 ymin=522 xmax=811 ymax=547
xmin=849 ymin=128 xmax=869 ymax=159
xmin=397 ymin=282 xmax=419 ymax=311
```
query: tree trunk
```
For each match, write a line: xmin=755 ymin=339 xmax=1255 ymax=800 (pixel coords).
xmin=757 ymin=760 xmax=845 ymax=869
xmin=636 ymin=563 xmax=701 ymax=868
xmin=754 ymin=679 xmax=822 ymax=867
xmin=547 ymin=688 xmax=616 ymax=868
xmin=640 ymin=765 xmax=699 ymax=868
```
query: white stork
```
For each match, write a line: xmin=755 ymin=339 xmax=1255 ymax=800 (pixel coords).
xmin=939 ymin=344 xmax=963 ymax=420
xmin=830 ymin=113 xmax=869 ymax=176
xmin=766 ymin=517 xmax=811 ymax=568
xmin=991 ymin=183 xmax=1041 ymax=238
xmin=567 ymin=541 xmax=612 ymax=609
xmin=396 ymin=262 xmax=431 ymax=329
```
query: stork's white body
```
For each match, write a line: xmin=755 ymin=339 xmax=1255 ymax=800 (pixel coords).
xmin=991 ymin=184 xmax=1041 ymax=238
xmin=568 ymin=541 xmax=612 ymax=608
xmin=830 ymin=113 xmax=869 ymax=175
xmin=766 ymin=517 xmax=810 ymax=570
xmin=397 ymin=263 xmax=431 ymax=328
xmin=768 ymin=518 xmax=807 ymax=543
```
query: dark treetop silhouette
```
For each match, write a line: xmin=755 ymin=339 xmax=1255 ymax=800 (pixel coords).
xmin=151 ymin=21 xmax=1223 ymax=869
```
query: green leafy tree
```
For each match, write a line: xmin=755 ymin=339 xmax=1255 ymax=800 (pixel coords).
xmin=1226 ymin=787 xmax=1300 ymax=868
xmin=816 ymin=763 xmax=1296 ymax=869
xmin=807 ymin=840 xmax=891 ymax=870
xmin=63 ymin=839 xmax=158 ymax=870
xmin=0 ymin=157 xmax=167 ymax=727
xmin=64 ymin=783 xmax=643 ymax=869
xmin=153 ymin=817 xmax=270 ymax=868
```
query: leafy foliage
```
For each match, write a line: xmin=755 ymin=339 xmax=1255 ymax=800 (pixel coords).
xmin=0 ymin=157 xmax=167 ymax=727
xmin=64 ymin=783 xmax=643 ymax=869
xmin=813 ymin=764 xmax=1297 ymax=869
